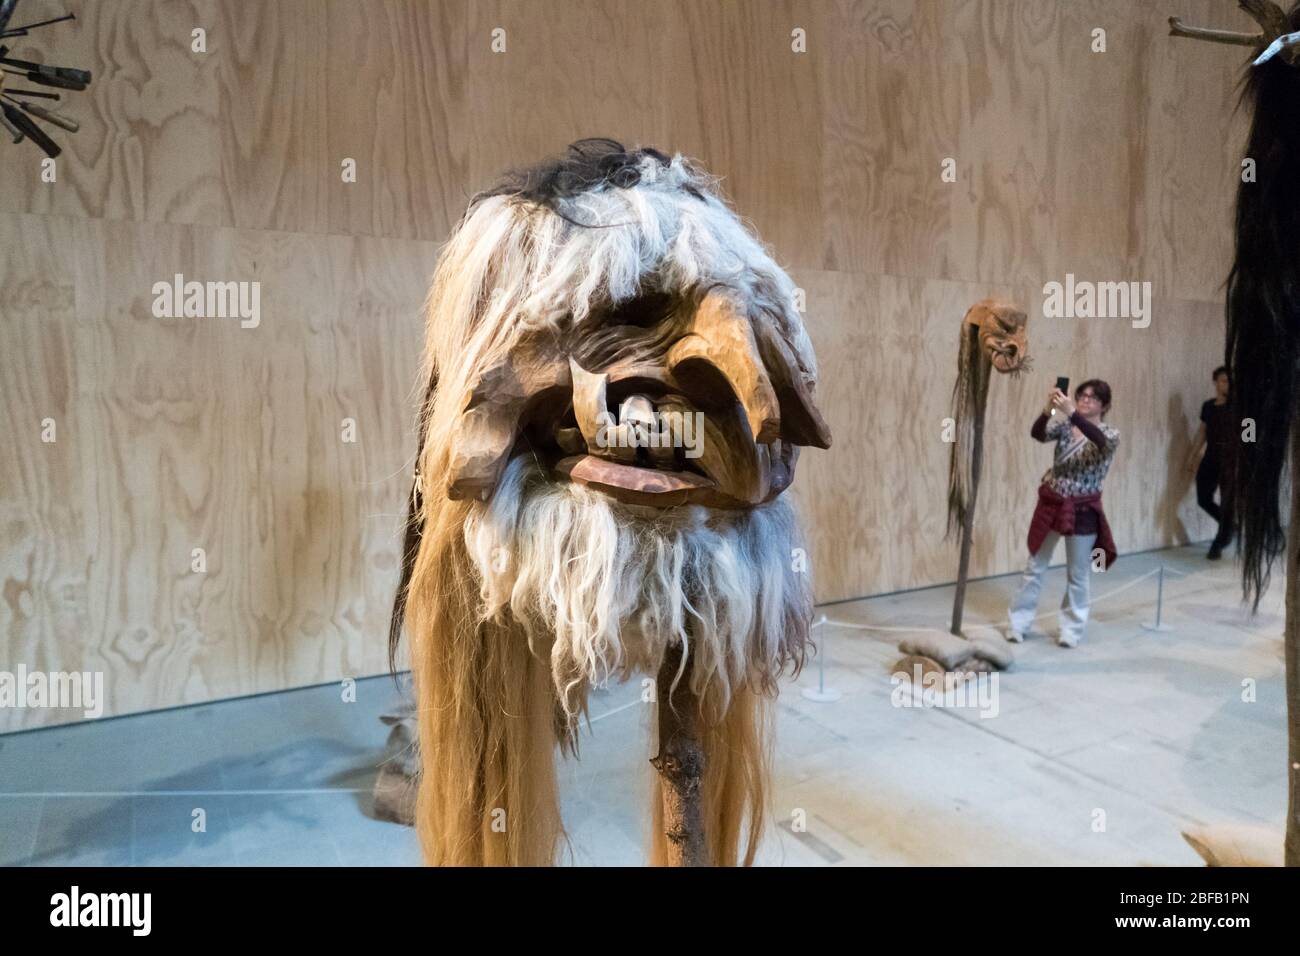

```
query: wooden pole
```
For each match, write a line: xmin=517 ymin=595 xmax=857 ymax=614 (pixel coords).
xmin=1287 ymin=436 xmax=1300 ymax=866
xmin=950 ymin=384 xmax=986 ymax=636
xmin=651 ymin=642 xmax=707 ymax=866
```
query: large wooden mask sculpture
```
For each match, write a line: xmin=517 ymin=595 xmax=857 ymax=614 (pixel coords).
xmin=390 ymin=139 xmax=831 ymax=866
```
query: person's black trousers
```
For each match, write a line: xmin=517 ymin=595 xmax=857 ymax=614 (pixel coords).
xmin=1195 ymin=453 xmax=1235 ymax=550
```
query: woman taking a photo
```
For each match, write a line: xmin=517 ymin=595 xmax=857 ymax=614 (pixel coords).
xmin=1006 ymin=380 xmax=1120 ymax=648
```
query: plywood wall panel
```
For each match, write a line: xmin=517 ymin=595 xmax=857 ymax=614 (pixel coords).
xmin=0 ymin=216 xmax=87 ymax=731
xmin=818 ymin=1 xmax=957 ymax=279
xmin=321 ymin=0 xmax=471 ymax=241
xmin=659 ymin=0 xmax=827 ymax=272
xmin=464 ymin=0 xmax=671 ymax=186
xmin=0 ymin=0 xmax=1249 ymax=727
xmin=0 ymin=212 xmax=435 ymax=731
xmin=1137 ymin=1 xmax=1251 ymax=304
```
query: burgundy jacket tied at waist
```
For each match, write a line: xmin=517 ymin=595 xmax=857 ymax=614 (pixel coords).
xmin=1027 ymin=484 xmax=1117 ymax=569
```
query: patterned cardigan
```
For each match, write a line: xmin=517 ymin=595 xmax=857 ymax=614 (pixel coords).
xmin=1039 ymin=413 xmax=1120 ymax=497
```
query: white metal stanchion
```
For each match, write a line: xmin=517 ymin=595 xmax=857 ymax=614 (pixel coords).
xmin=801 ymin=614 xmax=841 ymax=702
xmin=1141 ymin=563 xmax=1173 ymax=632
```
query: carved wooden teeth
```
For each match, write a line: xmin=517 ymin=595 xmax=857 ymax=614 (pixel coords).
xmin=619 ymin=393 xmax=684 ymax=468
xmin=598 ymin=392 xmax=653 ymax=464
xmin=618 ymin=394 xmax=655 ymax=444
xmin=571 ymin=361 xmax=652 ymax=464
xmin=566 ymin=368 xmax=689 ymax=469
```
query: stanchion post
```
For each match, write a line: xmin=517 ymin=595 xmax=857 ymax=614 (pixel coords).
xmin=1142 ymin=563 xmax=1173 ymax=633
xmin=802 ymin=615 xmax=841 ymax=702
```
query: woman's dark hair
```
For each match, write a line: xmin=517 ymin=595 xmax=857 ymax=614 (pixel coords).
xmin=1075 ymin=378 xmax=1111 ymax=416
xmin=1212 ymin=365 xmax=1230 ymax=381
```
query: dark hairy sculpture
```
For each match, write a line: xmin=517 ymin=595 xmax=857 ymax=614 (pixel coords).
xmin=1171 ymin=0 xmax=1300 ymax=866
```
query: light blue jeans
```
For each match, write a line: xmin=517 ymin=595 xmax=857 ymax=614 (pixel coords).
xmin=1007 ymin=531 xmax=1098 ymax=644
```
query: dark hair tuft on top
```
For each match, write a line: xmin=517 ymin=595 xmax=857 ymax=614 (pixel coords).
xmin=468 ymin=138 xmax=690 ymax=227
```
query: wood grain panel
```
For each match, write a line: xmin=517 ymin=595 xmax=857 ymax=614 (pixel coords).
xmin=0 ymin=213 xmax=434 ymax=731
xmin=0 ymin=0 xmax=1250 ymax=727
xmin=660 ymin=0 xmax=826 ymax=272
xmin=1136 ymin=0 xmax=1253 ymax=303
xmin=321 ymin=0 xmax=471 ymax=241
xmin=463 ymin=0 xmax=672 ymax=196
xmin=817 ymin=0 xmax=955 ymax=278
xmin=0 ymin=215 xmax=85 ymax=732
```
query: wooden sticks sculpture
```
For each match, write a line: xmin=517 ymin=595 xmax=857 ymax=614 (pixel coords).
xmin=0 ymin=0 xmax=91 ymax=159
xmin=1171 ymin=0 xmax=1300 ymax=64
xmin=389 ymin=139 xmax=831 ymax=865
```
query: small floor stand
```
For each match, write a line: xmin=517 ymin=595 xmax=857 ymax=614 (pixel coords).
xmin=372 ymin=705 xmax=418 ymax=826
xmin=1141 ymin=564 xmax=1174 ymax=633
xmin=801 ymin=615 xmax=840 ymax=702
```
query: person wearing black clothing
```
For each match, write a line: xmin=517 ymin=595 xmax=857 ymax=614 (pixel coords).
xmin=1185 ymin=366 xmax=1234 ymax=560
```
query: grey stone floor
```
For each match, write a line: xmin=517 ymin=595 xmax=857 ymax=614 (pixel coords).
xmin=0 ymin=543 xmax=1286 ymax=866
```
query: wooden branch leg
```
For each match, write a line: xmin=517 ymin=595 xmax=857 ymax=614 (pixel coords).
xmin=651 ymin=643 xmax=707 ymax=866
xmin=951 ymin=396 xmax=985 ymax=636
xmin=1287 ymin=439 xmax=1300 ymax=866
xmin=1167 ymin=17 xmax=1263 ymax=47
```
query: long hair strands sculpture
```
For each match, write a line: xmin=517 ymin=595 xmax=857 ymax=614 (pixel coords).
xmin=1171 ymin=0 xmax=1300 ymax=866
xmin=945 ymin=300 xmax=1028 ymax=635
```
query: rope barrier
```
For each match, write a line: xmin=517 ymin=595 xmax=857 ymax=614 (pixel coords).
xmin=815 ymin=564 xmax=1187 ymax=636
xmin=796 ymin=557 xmax=1269 ymax=706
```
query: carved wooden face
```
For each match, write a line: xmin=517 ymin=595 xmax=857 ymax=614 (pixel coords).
xmin=446 ymin=284 xmax=831 ymax=510
xmin=965 ymin=300 xmax=1028 ymax=374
